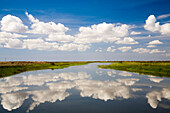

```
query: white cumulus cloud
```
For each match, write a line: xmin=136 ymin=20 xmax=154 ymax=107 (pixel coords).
xmin=130 ymin=31 xmax=141 ymax=35
xmin=144 ymin=15 xmax=160 ymax=32
xmin=118 ymin=46 xmax=132 ymax=52
xmin=4 ymin=38 xmax=23 ymax=49
xmin=107 ymin=46 xmax=116 ymax=52
xmin=147 ymin=45 xmax=156 ymax=48
xmin=74 ymin=22 xmax=130 ymax=44
xmin=115 ymin=37 xmax=138 ymax=44
xmin=133 ymin=48 xmax=150 ymax=54
xmin=144 ymin=15 xmax=170 ymax=35
xmin=25 ymin=12 xmax=69 ymax=34
xmin=1 ymin=15 xmax=28 ymax=33
xmin=148 ymin=40 xmax=163 ymax=45
xmin=150 ymin=49 xmax=166 ymax=54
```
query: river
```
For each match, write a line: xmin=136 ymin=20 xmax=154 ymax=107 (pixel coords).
xmin=0 ymin=63 xmax=170 ymax=113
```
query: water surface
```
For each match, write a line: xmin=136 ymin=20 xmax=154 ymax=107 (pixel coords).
xmin=0 ymin=63 xmax=170 ymax=113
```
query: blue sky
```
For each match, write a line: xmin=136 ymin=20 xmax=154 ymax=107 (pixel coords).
xmin=0 ymin=0 xmax=170 ymax=61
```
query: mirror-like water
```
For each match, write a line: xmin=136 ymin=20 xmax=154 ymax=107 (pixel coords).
xmin=0 ymin=63 xmax=170 ymax=113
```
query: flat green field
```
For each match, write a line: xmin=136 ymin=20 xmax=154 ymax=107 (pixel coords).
xmin=98 ymin=61 xmax=170 ymax=78
xmin=0 ymin=61 xmax=90 ymax=78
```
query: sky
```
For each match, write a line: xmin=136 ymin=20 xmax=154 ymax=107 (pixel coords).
xmin=0 ymin=0 xmax=170 ymax=61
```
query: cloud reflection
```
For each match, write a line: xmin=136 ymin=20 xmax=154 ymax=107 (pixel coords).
xmin=75 ymin=80 xmax=131 ymax=101
xmin=0 ymin=71 xmax=90 ymax=112
xmin=118 ymin=71 xmax=132 ymax=77
xmin=146 ymin=87 xmax=170 ymax=109
xmin=116 ymin=78 xmax=139 ymax=86
xmin=107 ymin=70 xmax=116 ymax=77
xmin=0 ymin=67 xmax=169 ymax=112
xmin=1 ymin=92 xmax=29 ymax=111
xmin=148 ymin=78 xmax=164 ymax=83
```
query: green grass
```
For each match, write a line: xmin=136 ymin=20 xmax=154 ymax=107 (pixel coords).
xmin=0 ymin=61 xmax=90 ymax=78
xmin=98 ymin=61 xmax=170 ymax=78
xmin=1 ymin=61 xmax=170 ymax=78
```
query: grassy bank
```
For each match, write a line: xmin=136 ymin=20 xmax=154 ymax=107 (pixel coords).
xmin=0 ymin=61 xmax=90 ymax=78
xmin=98 ymin=61 xmax=170 ymax=78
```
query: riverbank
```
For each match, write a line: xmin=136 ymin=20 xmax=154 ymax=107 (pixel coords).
xmin=0 ymin=61 xmax=91 ymax=78
xmin=1 ymin=61 xmax=170 ymax=78
xmin=98 ymin=61 xmax=170 ymax=78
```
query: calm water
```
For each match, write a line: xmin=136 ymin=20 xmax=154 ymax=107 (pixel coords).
xmin=0 ymin=63 xmax=170 ymax=113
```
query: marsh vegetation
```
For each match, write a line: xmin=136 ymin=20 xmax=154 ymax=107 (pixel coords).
xmin=0 ymin=61 xmax=90 ymax=78
xmin=0 ymin=61 xmax=170 ymax=78
xmin=98 ymin=61 xmax=170 ymax=78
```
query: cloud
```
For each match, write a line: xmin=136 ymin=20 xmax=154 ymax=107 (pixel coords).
xmin=144 ymin=15 xmax=170 ymax=35
xmin=0 ymin=32 xmax=19 ymax=45
xmin=118 ymin=46 xmax=132 ymax=52
xmin=46 ymin=33 xmax=75 ymax=42
xmin=144 ymin=15 xmax=160 ymax=32
xmin=107 ymin=46 xmax=116 ymax=52
xmin=133 ymin=48 xmax=150 ymax=53
xmin=0 ymin=31 xmax=27 ymax=39
xmin=165 ymin=54 xmax=170 ymax=57
xmin=23 ymin=38 xmax=58 ymax=51
xmin=57 ymin=43 xmax=90 ymax=52
xmin=148 ymin=40 xmax=163 ymax=45
xmin=25 ymin=12 xmax=69 ymax=34
xmin=0 ymin=32 xmax=26 ymax=49
xmin=74 ymin=22 xmax=130 ymax=44
xmin=95 ymin=48 xmax=103 ymax=52
xmin=115 ymin=37 xmax=138 ymax=44
xmin=25 ymin=12 xmax=133 ymax=44
xmin=0 ymin=15 xmax=28 ymax=33
xmin=23 ymin=38 xmax=90 ymax=51
xmin=160 ymin=23 xmax=170 ymax=35
xmin=130 ymin=31 xmax=141 ymax=35
xmin=25 ymin=12 xmax=76 ymax=43
xmin=157 ymin=14 xmax=170 ymax=19
xmin=4 ymin=38 xmax=24 ymax=49
xmin=150 ymin=49 xmax=166 ymax=54
xmin=147 ymin=45 xmax=156 ymax=48
xmin=25 ymin=12 xmax=39 ymax=23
